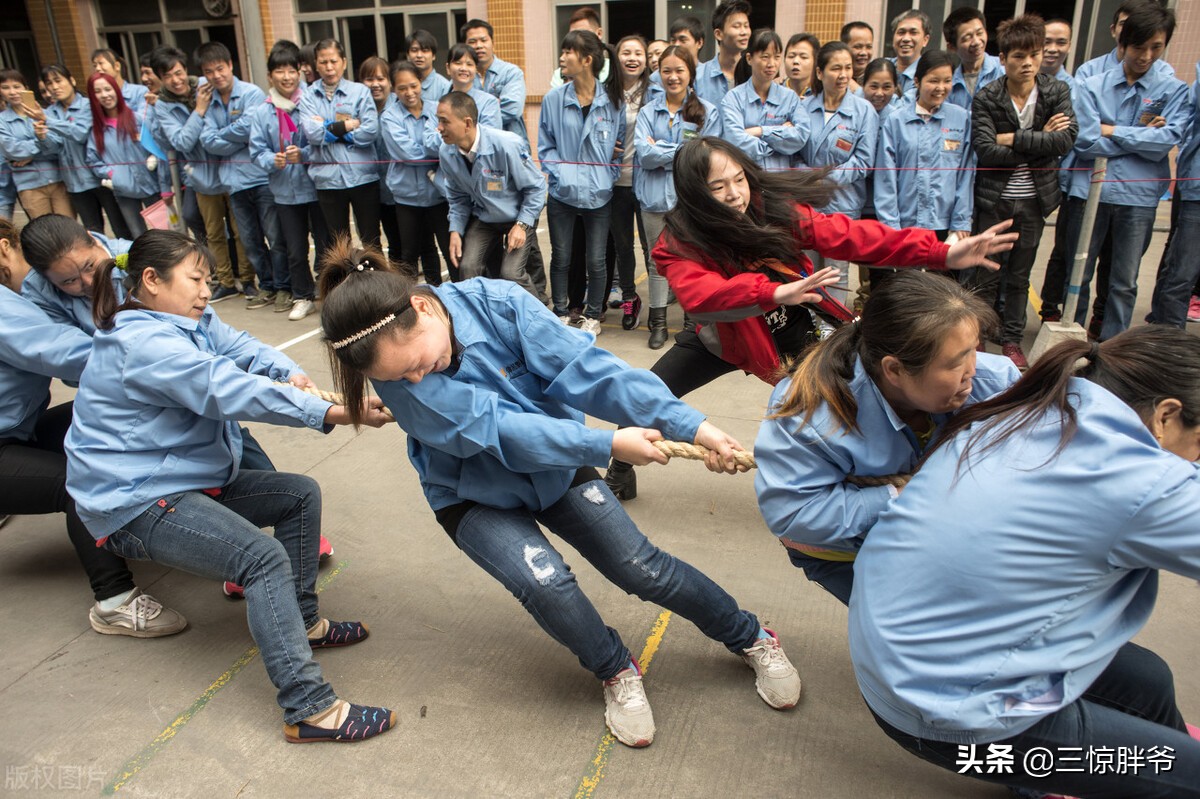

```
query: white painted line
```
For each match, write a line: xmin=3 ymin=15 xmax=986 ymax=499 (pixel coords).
xmin=274 ymin=326 xmax=323 ymax=352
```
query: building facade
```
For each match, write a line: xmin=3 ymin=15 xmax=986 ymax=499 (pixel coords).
xmin=6 ymin=0 xmax=1199 ymax=127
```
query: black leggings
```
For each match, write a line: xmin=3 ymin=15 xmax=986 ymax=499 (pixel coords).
xmin=395 ymin=202 xmax=453 ymax=284
xmin=317 ymin=182 xmax=382 ymax=250
xmin=0 ymin=403 xmax=134 ymax=602
xmin=70 ymin=186 xmax=132 ymax=239
xmin=647 ymin=329 xmax=738 ymax=397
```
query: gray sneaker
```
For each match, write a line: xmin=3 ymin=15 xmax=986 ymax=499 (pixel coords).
xmin=89 ymin=588 xmax=187 ymax=638
xmin=246 ymin=290 xmax=274 ymax=310
xmin=602 ymin=664 xmax=655 ymax=747
xmin=741 ymin=629 xmax=801 ymax=709
xmin=274 ymin=291 xmax=293 ymax=312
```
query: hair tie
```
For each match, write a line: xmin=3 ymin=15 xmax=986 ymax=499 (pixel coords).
xmin=113 ymin=253 xmax=129 ymax=270
xmin=353 ymin=260 xmax=374 ymax=273
xmin=1088 ymin=341 xmax=1102 ymax=363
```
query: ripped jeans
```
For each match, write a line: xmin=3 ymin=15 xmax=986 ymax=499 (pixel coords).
xmin=453 ymin=477 xmax=762 ymax=681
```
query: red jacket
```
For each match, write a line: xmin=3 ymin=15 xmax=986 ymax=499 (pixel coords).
xmin=652 ymin=203 xmax=952 ymax=385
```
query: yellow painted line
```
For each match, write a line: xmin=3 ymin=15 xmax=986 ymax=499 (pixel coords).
xmin=103 ymin=560 xmax=348 ymax=795
xmin=1028 ymin=285 xmax=1043 ymax=316
xmin=572 ymin=610 xmax=673 ymax=799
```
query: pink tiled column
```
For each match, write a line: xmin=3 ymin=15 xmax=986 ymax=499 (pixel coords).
xmin=774 ymin=1 xmax=807 ymax=37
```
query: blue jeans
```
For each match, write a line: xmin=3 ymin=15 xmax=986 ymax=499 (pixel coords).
xmin=101 ymin=470 xmax=335 ymax=724
xmin=1148 ymin=200 xmax=1200 ymax=328
xmin=230 ymin=185 xmax=289 ymax=294
xmin=548 ymin=198 xmax=611 ymax=319
xmin=870 ymin=642 xmax=1200 ymax=797
xmin=453 ymin=478 xmax=761 ymax=680
xmin=1070 ymin=203 xmax=1156 ymax=341
xmin=639 ymin=211 xmax=671 ymax=309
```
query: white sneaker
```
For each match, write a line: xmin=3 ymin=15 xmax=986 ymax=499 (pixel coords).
xmin=557 ymin=314 xmax=573 ymax=325
xmin=288 ymin=298 xmax=315 ymax=321
xmin=89 ymin=588 xmax=187 ymax=638
xmin=603 ymin=665 xmax=655 ymax=747
xmin=741 ymin=629 xmax=802 ymax=709
xmin=579 ymin=318 xmax=603 ymax=337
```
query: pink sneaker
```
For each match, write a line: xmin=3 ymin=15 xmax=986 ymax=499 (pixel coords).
xmin=1188 ymin=297 xmax=1200 ymax=323
xmin=319 ymin=535 xmax=334 ymax=562
xmin=223 ymin=581 xmax=244 ymax=599
xmin=1188 ymin=722 xmax=1200 ymax=740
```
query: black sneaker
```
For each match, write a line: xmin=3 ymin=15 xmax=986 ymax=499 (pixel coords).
xmin=621 ymin=295 xmax=642 ymax=331
xmin=211 ymin=285 xmax=239 ymax=303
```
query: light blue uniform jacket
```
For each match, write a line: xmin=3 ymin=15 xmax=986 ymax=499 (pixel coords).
xmin=720 ymin=80 xmax=808 ymax=172
xmin=440 ymin=126 xmax=546 ymax=234
xmin=874 ymin=99 xmax=974 ymax=231
xmin=538 ymin=82 xmax=622 ymax=209
xmin=947 ymin=54 xmax=1004 ymax=110
xmin=44 ymin=95 xmax=100 ymax=193
xmin=633 ymin=93 xmax=721 ymax=214
xmin=247 ymin=101 xmax=318 ymax=206
xmin=800 ymin=92 xmax=879 ymax=217
xmin=1068 ymin=66 xmax=1192 ymax=206
xmin=380 ymin=99 xmax=444 ymax=207
xmin=0 ymin=108 xmax=62 ymax=191
xmin=65 ymin=304 xmax=331 ymax=538
xmin=0 ymin=286 xmax=92 ymax=441
xmin=200 ymin=78 xmax=270 ymax=192
xmin=371 ymin=279 xmax=705 ymax=513
xmin=850 ymin=378 xmax=1200 ymax=743
xmin=755 ymin=353 xmax=1017 ymax=553
xmin=298 ymin=79 xmax=380 ymax=190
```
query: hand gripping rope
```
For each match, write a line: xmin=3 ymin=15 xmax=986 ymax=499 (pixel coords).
xmin=278 ymin=383 xmax=909 ymax=486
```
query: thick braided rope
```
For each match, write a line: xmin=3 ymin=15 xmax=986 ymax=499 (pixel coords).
xmin=279 ymin=383 xmax=909 ymax=485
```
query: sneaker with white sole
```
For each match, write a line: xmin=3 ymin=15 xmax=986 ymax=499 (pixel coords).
xmin=89 ymin=588 xmax=187 ymax=638
xmin=288 ymin=299 xmax=315 ymax=321
xmin=603 ymin=662 xmax=655 ymax=747
xmin=741 ymin=629 xmax=801 ymax=709
xmin=579 ymin=318 xmax=603 ymax=337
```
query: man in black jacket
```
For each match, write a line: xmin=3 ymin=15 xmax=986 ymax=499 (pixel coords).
xmin=970 ymin=14 xmax=1077 ymax=368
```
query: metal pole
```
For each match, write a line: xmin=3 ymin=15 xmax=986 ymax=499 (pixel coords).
xmin=168 ymin=151 xmax=186 ymax=234
xmin=1063 ymin=157 xmax=1107 ymax=325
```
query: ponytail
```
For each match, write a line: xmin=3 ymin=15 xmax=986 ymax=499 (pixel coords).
xmin=94 ymin=230 xmax=216 ymax=330
xmin=91 ymin=257 xmax=125 ymax=330
xmin=657 ymin=46 xmax=707 ymax=129
xmin=770 ymin=270 xmax=997 ymax=433
xmin=319 ymin=235 xmax=441 ymax=425
xmin=771 ymin=321 xmax=862 ymax=431
xmin=930 ymin=325 xmax=1200 ymax=468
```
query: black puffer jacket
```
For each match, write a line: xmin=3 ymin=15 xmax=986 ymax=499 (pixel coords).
xmin=971 ymin=73 xmax=1077 ymax=218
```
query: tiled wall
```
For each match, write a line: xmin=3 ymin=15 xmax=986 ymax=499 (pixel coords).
xmin=804 ymin=0 xmax=848 ymax=46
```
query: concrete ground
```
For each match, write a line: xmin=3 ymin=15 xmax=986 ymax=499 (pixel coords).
xmin=2 ymin=215 xmax=1198 ymax=799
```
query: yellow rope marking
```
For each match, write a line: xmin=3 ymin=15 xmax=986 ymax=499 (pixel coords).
xmin=103 ymin=560 xmax=348 ymax=795
xmin=572 ymin=610 xmax=673 ymax=799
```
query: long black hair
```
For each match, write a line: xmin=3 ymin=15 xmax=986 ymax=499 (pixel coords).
xmin=930 ymin=325 xmax=1200 ymax=468
xmin=614 ymin=34 xmax=651 ymax=108
xmin=561 ymin=29 xmax=622 ymax=109
xmin=664 ymin=137 xmax=834 ymax=272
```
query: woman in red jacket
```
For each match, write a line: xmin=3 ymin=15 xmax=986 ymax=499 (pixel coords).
xmin=605 ymin=136 xmax=1017 ymax=498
